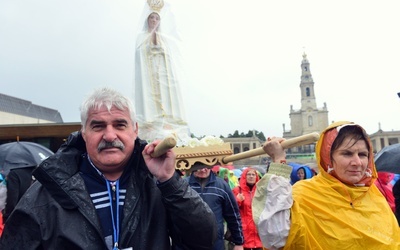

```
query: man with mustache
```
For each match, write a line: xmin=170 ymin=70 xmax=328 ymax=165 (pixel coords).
xmin=0 ymin=87 xmax=217 ymax=250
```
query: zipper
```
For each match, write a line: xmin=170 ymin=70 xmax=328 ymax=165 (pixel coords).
xmin=110 ymin=181 xmax=117 ymax=201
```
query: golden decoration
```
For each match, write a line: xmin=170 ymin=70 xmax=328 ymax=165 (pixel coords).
xmin=147 ymin=0 xmax=164 ymax=12
xmin=173 ymin=143 xmax=233 ymax=171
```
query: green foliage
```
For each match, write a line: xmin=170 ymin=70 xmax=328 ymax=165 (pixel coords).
xmin=227 ymin=130 xmax=266 ymax=141
xmin=192 ymin=130 xmax=266 ymax=141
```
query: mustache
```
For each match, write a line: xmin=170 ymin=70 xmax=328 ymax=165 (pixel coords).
xmin=97 ymin=140 xmax=125 ymax=152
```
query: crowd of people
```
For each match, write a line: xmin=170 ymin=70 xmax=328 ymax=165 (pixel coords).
xmin=1 ymin=0 xmax=399 ymax=248
xmin=0 ymin=88 xmax=399 ymax=249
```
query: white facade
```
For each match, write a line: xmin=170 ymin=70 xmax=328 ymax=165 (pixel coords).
xmin=0 ymin=111 xmax=56 ymax=124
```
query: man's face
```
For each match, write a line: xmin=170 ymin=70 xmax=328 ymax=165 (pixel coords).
xmin=82 ymin=106 xmax=138 ymax=179
xmin=193 ymin=167 xmax=211 ymax=179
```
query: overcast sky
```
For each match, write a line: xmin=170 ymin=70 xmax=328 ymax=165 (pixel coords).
xmin=1 ymin=0 xmax=399 ymax=138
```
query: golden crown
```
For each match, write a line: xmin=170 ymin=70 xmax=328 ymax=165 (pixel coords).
xmin=147 ymin=0 xmax=164 ymax=12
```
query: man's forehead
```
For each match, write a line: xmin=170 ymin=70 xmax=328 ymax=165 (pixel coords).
xmin=88 ymin=107 xmax=130 ymax=117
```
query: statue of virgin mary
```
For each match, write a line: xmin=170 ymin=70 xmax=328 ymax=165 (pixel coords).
xmin=134 ymin=0 xmax=190 ymax=144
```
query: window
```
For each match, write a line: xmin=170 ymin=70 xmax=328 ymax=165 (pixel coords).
xmin=308 ymin=116 xmax=313 ymax=126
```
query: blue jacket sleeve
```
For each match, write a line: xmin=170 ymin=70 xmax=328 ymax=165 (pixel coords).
xmin=222 ymin=182 xmax=244 ymax=245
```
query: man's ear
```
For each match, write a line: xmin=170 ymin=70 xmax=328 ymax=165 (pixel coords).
xmin=81 ymin=128 xmax=87 ymax=142
xmin=134 ymin=122 xmax=139 ymax=134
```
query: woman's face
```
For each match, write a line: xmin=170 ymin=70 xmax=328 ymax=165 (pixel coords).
xmin=331 ymin=137 xmax=369 ymax=185
xmin=246 ymin=170 xmax=257 ymax=185
xmin=147 ymin=13 xmax=160 ymax=31
xmin=297 ymin=168 xmax=305 ymax=180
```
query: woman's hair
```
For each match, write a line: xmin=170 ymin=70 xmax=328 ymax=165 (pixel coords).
xmin=330 ymin=125 xmax=370 ymax=159
xmin=80 ymin=87 xmax=136 ymax=132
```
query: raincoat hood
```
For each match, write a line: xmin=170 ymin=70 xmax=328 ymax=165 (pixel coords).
xmin=239 ymin=168 xmax=260 ymax=188
xmin=288 ymin=162 xmax=313 ymax=185
xmin=218 ymin=167 xmax=236 ymax=189
xmin=316 ymin=121 xmax=377 ymax=186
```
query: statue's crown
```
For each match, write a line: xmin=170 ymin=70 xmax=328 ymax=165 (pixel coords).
xmin=147 ymin=0 xmax=164 ymax=12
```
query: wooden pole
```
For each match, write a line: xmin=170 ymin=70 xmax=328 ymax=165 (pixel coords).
xmin=150 ymin=135 xmax=177 ymax=158
xmin=222 ymin=132 xmax=320 ymax=164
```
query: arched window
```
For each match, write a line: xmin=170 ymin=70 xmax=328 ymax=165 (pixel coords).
xmin=306 ymin=87 xmax=310 ymax=97
xmin=308 ymin=116 xmax=313 ymax=126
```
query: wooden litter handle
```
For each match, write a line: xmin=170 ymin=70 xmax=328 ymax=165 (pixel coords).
xmin=150 ymin=135 xmax=177 ymax=158
xmin=222 ymin=132 xmax=320 ymax=164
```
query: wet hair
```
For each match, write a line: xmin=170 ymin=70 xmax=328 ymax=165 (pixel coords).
xmin=330 ymin=125 xmax=370 ymax=159
xmin=80 ymin=87 xmax=136 ymax=132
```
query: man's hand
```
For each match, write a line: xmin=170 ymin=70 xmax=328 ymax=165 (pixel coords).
xmin=142 ymin=140 xmax=176 ymax=182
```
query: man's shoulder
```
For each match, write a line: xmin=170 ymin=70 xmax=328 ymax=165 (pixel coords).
xmin=211 ymin=176 xmax=231 ymax=189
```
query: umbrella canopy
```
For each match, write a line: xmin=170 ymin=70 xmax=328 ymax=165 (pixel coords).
xmin=232 ymin=169 xmax=242 ymax=178
xmin=375 ymin=143 xmax=400 ymax=174
xmin=0 ymin=141 xmax=54 ymax=175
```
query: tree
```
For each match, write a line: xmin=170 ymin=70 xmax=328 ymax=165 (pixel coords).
xmin=256 ymin=131 xmax=266 ymax=141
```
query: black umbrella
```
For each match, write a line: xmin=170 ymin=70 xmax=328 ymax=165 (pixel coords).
xmin=0 ymin=141 xmax=54 ymax=175
xmin=374 ymin=143 xmax=400 ymax=174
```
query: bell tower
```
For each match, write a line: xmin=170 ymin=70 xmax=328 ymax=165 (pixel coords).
xmin=300 ymin=53 xmax=317 ymax=110
xmin=284 ymin=53 xmax=329 ymax=140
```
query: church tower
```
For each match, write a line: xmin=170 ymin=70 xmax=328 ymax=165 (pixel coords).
xmin=283 ymin=53 xmax=329 ymax=141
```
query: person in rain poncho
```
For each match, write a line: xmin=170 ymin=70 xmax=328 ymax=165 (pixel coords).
xmin=287 ymin=162 xmax=313 ymax=185
xmin=233 ymin=168 xmax=263 ymax=250
xmin=219 ymin=167 xmax=237 ymax=189
xmin=252 ymin=121 xmax=400 ymax=250
xmin=229 ymin=170 xmax=239 ymax=187
xmin=375 ymin=171 xmax=395 ymax=212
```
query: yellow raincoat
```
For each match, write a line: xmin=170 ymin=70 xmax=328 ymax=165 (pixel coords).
xmin=253 ymin=121 xmax=400 ymax=249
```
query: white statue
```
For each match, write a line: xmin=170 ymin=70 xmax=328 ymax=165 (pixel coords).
xmin=134 ymin=0 xmax=190 ymax=145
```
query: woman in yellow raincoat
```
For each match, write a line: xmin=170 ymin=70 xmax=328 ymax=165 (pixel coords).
xmin=252 ymin=121 xmax=400 ymax=249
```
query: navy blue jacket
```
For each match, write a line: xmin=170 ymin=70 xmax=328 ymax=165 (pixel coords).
xmin=188 ymin=172 xmax=244 ymax=249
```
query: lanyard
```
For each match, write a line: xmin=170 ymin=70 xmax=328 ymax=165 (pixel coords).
xmin=87 ymin=155 xmax=121 ymax=250
xmin=106 ymin=179 xmax=120 ymax=250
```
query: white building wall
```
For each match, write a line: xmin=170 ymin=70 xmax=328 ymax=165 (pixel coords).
xmin=0 ymin=111 xmax=55 ymax=124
